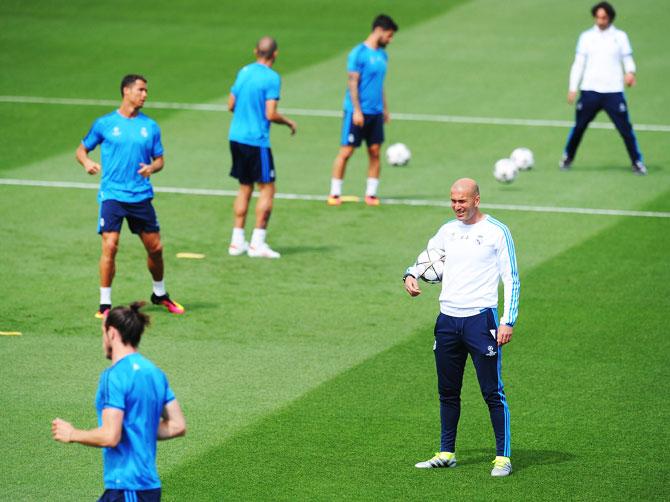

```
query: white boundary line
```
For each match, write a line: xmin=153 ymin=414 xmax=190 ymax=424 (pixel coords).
xmin=1 ymin=178 xmax=668 ymax=219
xmin=1 ymin=95 xmax=669 ymax=132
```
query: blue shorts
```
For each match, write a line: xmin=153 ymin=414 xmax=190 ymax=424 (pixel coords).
xmin=98 ymin=199 xmax=160 ymax=235
xmin=229 ymin=141 xmax=275 ymax=185
xmin=98 ymin=488 xmax=161 ymax=502
xmin=340 ymin=112 xmax=384 ymax=147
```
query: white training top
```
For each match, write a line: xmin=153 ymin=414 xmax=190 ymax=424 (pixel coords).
xmin=569 ymin=24 xmax=636 ymax=93
xmin=407 ymin=215 xmax=520 ymax=326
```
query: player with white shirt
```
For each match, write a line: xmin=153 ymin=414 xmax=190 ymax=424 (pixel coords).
xmin=561 ymin=1 xmax=646 ymax=175
xmin=403 ymin=178 xmax=519 ymax=477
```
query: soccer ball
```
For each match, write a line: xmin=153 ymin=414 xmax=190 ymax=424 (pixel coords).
xmin=386 ymin=143 xmax=411 ymax=166
xmin=510 ymin=147 xmax=534 ymax=171
xmin=415 ymin=248 xmax=445 ymax=284
xmin=493 ymin=158 xmax=518 ymax=183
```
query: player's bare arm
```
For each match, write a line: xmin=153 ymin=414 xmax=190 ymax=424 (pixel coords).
xmin=52 ymin=408 xmax=123 ymax=448
xmin=138 ymin=156 xmax=164 ymax=178
xmin=265 ymin=100 xmax=297 ymax=135
xmin=347 ymin=71 xmax=364 ymax=126
xmin=227 ymin=93 xmax=236 ymax=112
xmin=158 ymin=399 xmax=187 ymax=440
xmin=75 ymin=143 xmax=101 ymax=175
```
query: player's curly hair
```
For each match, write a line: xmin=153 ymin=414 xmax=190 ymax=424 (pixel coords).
xmin=591 ymin=2 xmax=616 ymax=22
xmin=105 ymin=301 xmax=150 ymax=348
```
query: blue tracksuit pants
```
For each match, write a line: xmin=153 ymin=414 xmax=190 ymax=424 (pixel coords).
xmin=433 ymin=309 xmax=511 ymax=457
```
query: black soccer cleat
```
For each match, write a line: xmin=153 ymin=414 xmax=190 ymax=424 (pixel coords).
xmin=95 ymin=304 xmax=111 ymax=319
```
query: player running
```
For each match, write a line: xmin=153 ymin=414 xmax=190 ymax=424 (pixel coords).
xmin=327 ymin=14 xmax=398 ymax=207
xmin=52 ymin=302 xmax=186 ymax=501
xmin=227 ymin=36 xmax=297 ymax=259
xmin=403 ymin=178 xmax=520 ymax=477
xmin=76 ymin=74 xmax=184 ymax=318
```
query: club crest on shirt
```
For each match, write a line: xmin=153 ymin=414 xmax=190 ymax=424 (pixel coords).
xmin=140 ymin=127 xmax=148 ymax=138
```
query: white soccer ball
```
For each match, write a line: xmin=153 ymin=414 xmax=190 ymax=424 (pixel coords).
xmin=386 ymin=143 xmax=411 ymax=166
xmin=493 ymin=158 xmax=518 ymax=183
xmin=510 ymin=147 xmax=534 ymax=171
xmin=415 ymin=248 xmax=445 ymax=284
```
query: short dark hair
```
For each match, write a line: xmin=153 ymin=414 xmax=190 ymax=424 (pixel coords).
xmin=591 ymin=2 xmax=616 ymax=22
xmin=105 ymin=301 xmax=150 ymax=348
xmin=372 ymin=14 xmax=398 ymax=32
xmin=120 ymin=74 xmax=147 ymax=97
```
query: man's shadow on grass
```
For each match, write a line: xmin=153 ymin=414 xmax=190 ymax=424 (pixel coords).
xmin=276 ymin=245 xmax=335 ymax=256
xmin=458 ymin=448 xmax=575 ymax=473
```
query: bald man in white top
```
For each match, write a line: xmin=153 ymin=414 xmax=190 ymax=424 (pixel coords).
xmin=561 ymin=1 xmax=646 ymax=175
xmin=404 ymin=178 xmax=520 ymax=477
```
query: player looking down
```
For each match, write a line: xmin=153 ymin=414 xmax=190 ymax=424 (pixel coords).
xmin=76 ymin=74 xmax=184 ymax=318
xmin=327 ymin=14 xmax=398 ymax=206
xmin=52 ymin=302 xmax=186 ymax=501
xmin=227 ymin=36 xmax=297 ymax=259
xmin=403 ymin=178 xmax=520 ymax=477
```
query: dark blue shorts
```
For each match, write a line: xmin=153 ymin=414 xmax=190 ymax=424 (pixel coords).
xmin=98 ymin=488 xmax=161 ymax=502
xmin=340 ymin=112 xmax=384 ymax=147
xmin=98 ymin=199 xmax=160 ymax=235
xmin=229 ymin=140 xmax=275 ymax=185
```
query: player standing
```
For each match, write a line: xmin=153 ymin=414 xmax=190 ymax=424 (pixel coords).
xmin=52 ymin=302 xmax=186 ymax=501
xmin=327 ymin=14 xmax=398 ymax=207
xmin=227 ymin=36 xmax=297 ymax=259
xmin=76 ymin=74 xmax=185 ymax=318
xmin=560 ymin=1 xmax=646 ymax=174
xmin=403 ymin=178 xmax=520 ymax=477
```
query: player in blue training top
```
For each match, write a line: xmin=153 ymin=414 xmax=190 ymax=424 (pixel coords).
xmin=328 ymin=14 xmax=398 ymax=207
xmin=52 ymin=302 xmax=186 ymax=501
xmin=227 ymin=36 xmax=297 ymax=259
xmin=76 ymin=75 xmax=184 ymax=318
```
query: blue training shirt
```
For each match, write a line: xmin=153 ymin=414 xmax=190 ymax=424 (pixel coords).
xmin=82 ymin=111 xmax=163 ymax=203
xmin=229 ymin=63 xmax=281 ymax=148
xmin=343 ymin=43 xmax=388 ymax=115
xmin=95 ymin=353 xmax=176 ymax=490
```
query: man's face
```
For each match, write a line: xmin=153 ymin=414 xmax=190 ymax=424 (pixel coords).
xmin=102 ymin=324 xmax=113 ymax=360
xmin=594 ymin=8 xmax=611 ymax=30
xmin=377 ymin=29 xmax=395 ymax=47
xmin=451 ymin=187 xmax=480 ymax=223
xmin=124 ymin=79 xmax=148 ymax=109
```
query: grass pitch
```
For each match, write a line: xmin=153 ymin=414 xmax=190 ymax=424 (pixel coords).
xmin=1 ymin=0 xmax=669 ymax=500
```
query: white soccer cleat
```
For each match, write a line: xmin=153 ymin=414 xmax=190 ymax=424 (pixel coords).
xmin=415 ymin=451 xmax=456 ymax=469
xmin=228 ymin=241 xmax=249 ymax=256
xmin=491 ymin=456 xmax=512 ymax=477
xmin=247 ymin=243 xmax=281 ymax=259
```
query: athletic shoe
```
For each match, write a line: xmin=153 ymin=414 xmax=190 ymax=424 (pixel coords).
xmin=247 ymin=243 xmax=281 ymax=259
xmin=365 ymin=195 xmax=381 ymax=206
xmin=415 ymin=451 xmax=457 ymax=469
xmin=151 ymin=293 xmax=185 ymax=314
xmin=228 ymin=241 xmax=249 ymax=256
xmin=94 ymin=304 xmax=111 ymax=319
xmin=491 ymin=456 xmax=512 ymax=477
xmin=327 ymin=195 xmax=342 ymax=206
xmin=632 ymin=161 xmax=648 ymax=176
xmin=559 ymin=155 xmax=573 ymax=170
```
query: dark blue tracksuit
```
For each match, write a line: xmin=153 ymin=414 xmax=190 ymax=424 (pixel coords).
xmin=434 ymin=309 xmax=511 ymax=457
xmin=564 ymin=90 xmax=643 ymax=163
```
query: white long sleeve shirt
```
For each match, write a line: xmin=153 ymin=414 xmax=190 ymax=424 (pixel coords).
xmin=569 ymin=24 xmax=636 ymax=93
xmin=407 ymin=215 xmax=520 ymax=326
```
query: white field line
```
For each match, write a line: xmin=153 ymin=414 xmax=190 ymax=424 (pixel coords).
xmin=1 ymin=95 xmax=669 ymax=132
xmin=1 ymin=178 xmax=669 ymax=219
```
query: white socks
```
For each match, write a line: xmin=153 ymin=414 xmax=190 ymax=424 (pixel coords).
xmin=153 ymin=280 xmax=166 ymax=297
xmin=366 ymin=177 xmax=379 ymax=197
xmin=251 ymin=228 xmax=267 ymax=248
xmin=231 ymin=227 xmax=246 ymax=246
xmin=330 ymin=178 xmax=343 ymax=197
xmin=100 ymin=287 xmax=112 ymax=306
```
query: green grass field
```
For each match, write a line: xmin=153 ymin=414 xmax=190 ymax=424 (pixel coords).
xmin=1 ymin=0 xmax=669 ymax=500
